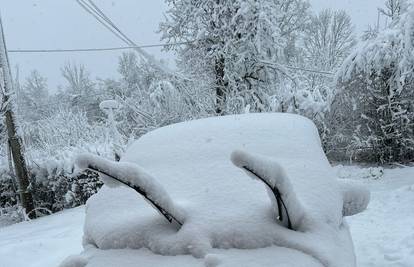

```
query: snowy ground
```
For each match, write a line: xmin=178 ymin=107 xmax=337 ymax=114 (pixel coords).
xmin=341 ymin=165 xmax=414 ymax=267
xmin=0 ymin=207 xmax=85 ymax=267
xmin=0 ymin=165 xmax=413 ymax=267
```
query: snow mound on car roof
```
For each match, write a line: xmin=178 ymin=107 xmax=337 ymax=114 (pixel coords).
xmin=81 ymin=113 xmax=356 ymax=267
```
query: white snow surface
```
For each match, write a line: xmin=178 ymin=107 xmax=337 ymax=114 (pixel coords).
xmin=76 ymin=113 xmax=359 ymax=266
xmin=75 ymin=246 xmax=323 ymax=267
xmin=337 ymin=179 xmax=370 ymax=217
xmin=337 ymin=165 xmax=414 ymax=267
xmin=0 ymin=207 xmax=84 ymax=267
xmin=1 ymin=163 xmax=413 ymax=266
xmin=98 ymin=100 xmax=119 ymax=110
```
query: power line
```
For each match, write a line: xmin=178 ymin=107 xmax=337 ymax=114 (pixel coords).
xmin=8 ymin=45 xmax=333 ymax=76
xmin=7 ymin=41 xmax=193 ymax=53
xmin=260 ymin=60 xmax=334 ymax=75
xmin=76 ymin=0 xmax=132 ymax=46
xmin=7 ymin=0 xmax=333 ymax=77
xmin=83 ymin=0 xmax=136 ymax=46
xmin=76 ymin=0 xmax=172 ymax=75
xmin=9 ymin=0 xmax=332 ymax=76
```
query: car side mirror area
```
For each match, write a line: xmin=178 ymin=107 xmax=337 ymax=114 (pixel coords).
xmin=338 ymin=179 xmax=370 ymax=217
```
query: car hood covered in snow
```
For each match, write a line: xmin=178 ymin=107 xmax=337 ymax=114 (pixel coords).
xmin=62 ymin=113 xmax=369 ymax=267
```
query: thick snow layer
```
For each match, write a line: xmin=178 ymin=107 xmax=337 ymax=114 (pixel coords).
xmin=1 ymin=164 xmax=413 ymax=267
xmin=98 ymin=100 xmax=119 ymax=110
xmin=337 ymin=179 xmax=370 ymax=216
xmin=0 ymin=207 xmax=84 ymax=267
xmin=76 ymin=113 xmax=359 ymax=266
xmin=75 ymin=246 xmax=323 ymax=267
xmin=337 ymin=165 xmax=414 ymax=267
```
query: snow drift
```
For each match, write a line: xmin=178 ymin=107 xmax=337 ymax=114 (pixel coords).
xmin=64 ymin=113 xmax=369 ymax=267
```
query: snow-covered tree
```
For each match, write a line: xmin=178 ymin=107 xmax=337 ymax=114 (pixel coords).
xmin=328 ymin=1 xmax=414 ymax=163
xmin=160 ymin=0 xmax=310 ymax=114
xmin=94 ymin=52 xmax=209 ymax=138
xmin=117 ymin=52 xmax=149 ymax=98
xmin=60 ymin=63 xmax=100 ymax=121
xmin=61 ymin=63 xmax=94 ymax=96
xmin=277 ymin=9 xmax=355 ymax=139
xmin=379 ymin=0 xmax=407 ymax=21
xmin=303 ymin=9 xmax=355 ymax=71
xmin=18 ymin=70 xmax=49 ymax=122
xmin=277 ymin=0 xmax=310 ymax=64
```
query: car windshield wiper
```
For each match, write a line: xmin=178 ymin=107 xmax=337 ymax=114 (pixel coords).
xmin=86 ymin=164 xmax=183 ymax=226
xmin=242 ymin=166 xmax=293 ymax=230
xmin=76 ymin=154 xmax=183 ymax=227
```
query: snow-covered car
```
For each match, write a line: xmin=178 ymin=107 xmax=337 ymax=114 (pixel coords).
xmin=61 ymin=113 xmax=369 ymax=267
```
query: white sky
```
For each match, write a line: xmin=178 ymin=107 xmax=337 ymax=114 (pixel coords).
xmin=1 ymin=0 xmax=386 ymax=90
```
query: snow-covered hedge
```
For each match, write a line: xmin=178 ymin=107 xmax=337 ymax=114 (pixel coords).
xmin=0 ymin=165 xmax=102 ymax=225
xmin=0 ymin=108 xmax=110 ymax=223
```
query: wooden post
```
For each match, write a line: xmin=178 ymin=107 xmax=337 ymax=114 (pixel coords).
xmin=0 ymin=14 xmax=36 ymax=218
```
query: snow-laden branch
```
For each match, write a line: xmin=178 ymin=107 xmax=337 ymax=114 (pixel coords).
xmin=337 ymin=2 xmax=414 ymax=94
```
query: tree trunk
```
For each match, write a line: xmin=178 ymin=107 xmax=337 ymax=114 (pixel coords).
xmin=215 ymin=56 xmax=227 ymax=115
xmin=5 ymin=110 xmax=36 ymax=218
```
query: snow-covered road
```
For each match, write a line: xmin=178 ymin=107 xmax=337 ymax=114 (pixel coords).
xmin=0 ymin=166 xmax=413 ymax=267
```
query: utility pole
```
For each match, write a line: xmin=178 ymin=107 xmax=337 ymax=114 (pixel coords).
xmin=0 ymin=14 xmax=36 ymax=218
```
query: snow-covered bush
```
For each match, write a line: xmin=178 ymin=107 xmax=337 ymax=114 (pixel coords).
xmin=1 ymin=102 xmax=111 ymax=223
xmin=0 ymin=165 xmax=102 ymax=223
xmin=0 ymin=168 xmax=18 ymax=208
xmin=0 ymin=169 xmax=25 ymax=226
xmin=327 ymin=2 xmax=414 ymax=163
xmin=20 ymin=108 xmax=107 ymax=158
xmin=30 ymin=169 xmax=102 ymax=212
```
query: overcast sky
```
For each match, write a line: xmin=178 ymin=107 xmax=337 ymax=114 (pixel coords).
xmin=1 ymin=0 xmax=385 ymax=90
